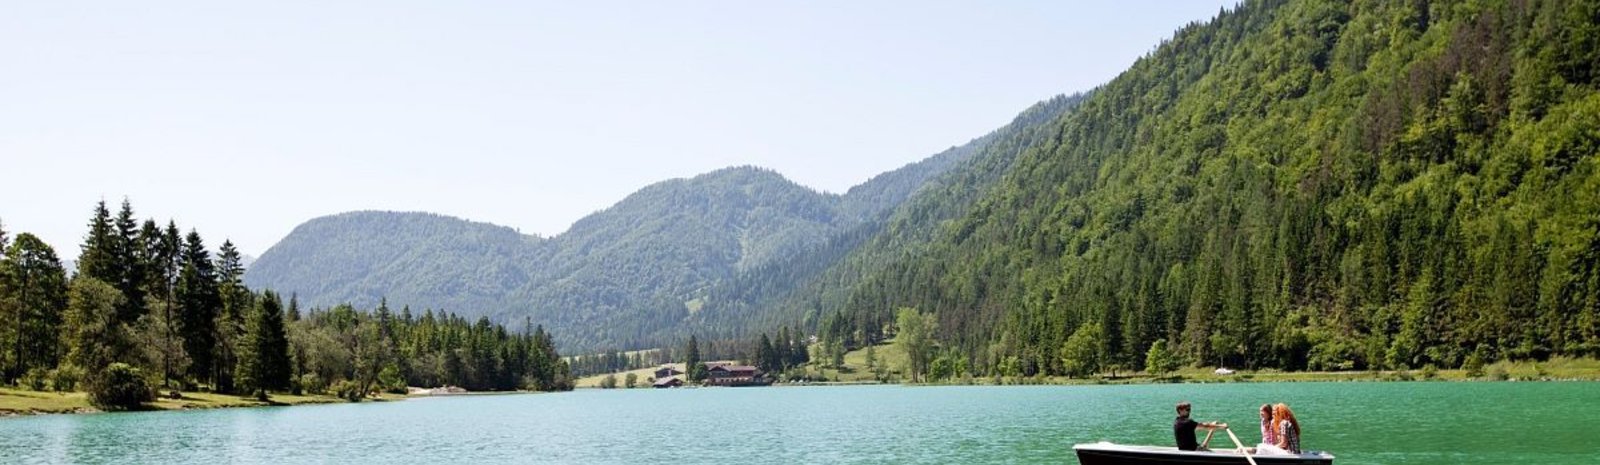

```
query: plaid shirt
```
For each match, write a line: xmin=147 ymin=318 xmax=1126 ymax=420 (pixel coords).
xmin=1279 ymin=421 xmax=1301 ymax=454
xmin=1261 ymin=419 xmax=1278 ymax=444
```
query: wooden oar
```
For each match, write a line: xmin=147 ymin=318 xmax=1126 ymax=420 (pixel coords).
xmin=1225 ymin=427 xmax=1259 ymax=465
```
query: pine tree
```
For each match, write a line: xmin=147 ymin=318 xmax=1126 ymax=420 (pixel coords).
xmin=286 ymin=294 xmax=301 ymax=322
xmin=237 ymin=291 xmax=292 ymax=399
xmin=685 ymin=335 xmax=705 ymax=382
xmin=176 ymin=231 xmax=221 ymax=387
xmin=757 ymin=333 xmax=779 ymax=373
xmin=77 ymin=201 xmax=119 ymax=286
xmin=112 ymin=199 xmax=145 ymax=325
xmin=775 ymin=326 xmax=792 ymax=370
xmin=139 ymin=219 xmax=185 ymax=387
xmin=213 ymin=240 xmax=250 ymax=393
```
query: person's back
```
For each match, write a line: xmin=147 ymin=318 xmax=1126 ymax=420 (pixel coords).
xmin=1172 ymin=401 xmax=1223 ymax=451
xmin=1174 ymin=414 xmax=1200 ymax=451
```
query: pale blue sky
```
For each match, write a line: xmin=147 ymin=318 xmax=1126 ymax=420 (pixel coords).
xmin=2 ymin=1 xmax=1235 ymax=258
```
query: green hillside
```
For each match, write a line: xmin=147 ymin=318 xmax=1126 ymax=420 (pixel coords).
xmin=246 ymin=139 xmax=1005 ymax=351
xmin=821 ymin=0 xmax=1600 ymax=376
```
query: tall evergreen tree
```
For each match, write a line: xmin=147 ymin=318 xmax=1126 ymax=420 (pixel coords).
xmin=139 ymin=219 xmax=185 ymax=387
xmin=77 ymin=201 xmax=119 ymax=285
xmin=176 ymin=231 xmax=221 ymax=387
xmin=213 ymin=240 xmax=251 ymax=393
xmin=756 ymin=333 xmax=780 ymax=373
xmin=236 ymin=291 xmax=292 ymax=398
xmin=684 ymin=335 xmax=705 ymax=382
xmin=112 ymin=199 xmax=146 ymax=325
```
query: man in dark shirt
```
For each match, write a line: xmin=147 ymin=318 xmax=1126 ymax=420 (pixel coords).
xmin=1174 ymin=401 xmax=1226 ymax=451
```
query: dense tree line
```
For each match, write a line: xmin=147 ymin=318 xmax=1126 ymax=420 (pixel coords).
xmin=813 ymin=0 xmax=1600 ymax=380
xmin=291 ymin=302 xmax=571 ymax=395
xmin=0 ymin=201 xmax=569 ymax=409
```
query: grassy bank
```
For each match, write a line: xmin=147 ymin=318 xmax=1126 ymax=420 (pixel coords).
xmin=801 ymin=342 xmax=1600 ymax=386
xmin=1 ymin=387 xmax=353 ymax=416
xmin=572 ymin=340 xmax=1600 ymax=389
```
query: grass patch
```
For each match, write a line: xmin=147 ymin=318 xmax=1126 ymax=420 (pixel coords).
xmin=2 ymin=387 xmax=346 ymax=416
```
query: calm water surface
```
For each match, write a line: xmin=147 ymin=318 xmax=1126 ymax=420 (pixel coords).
xmin=3 ymin=382 xmax=1597 ymax=464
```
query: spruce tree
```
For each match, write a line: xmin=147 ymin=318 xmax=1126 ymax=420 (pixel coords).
xmin=112 ymin=199 xmax=146 ymax=325
xmin=77 ymin=201 xmax=119 ymax=285
xmin=685 ymin=335 xmax=705 ymax=382
xmin=213 ymin=240 xmax=251 ymax=393
xmin=237 ymin=291 xmax=292 ymax=398
xmin=176 ymin=231 xmax=221 ymax=387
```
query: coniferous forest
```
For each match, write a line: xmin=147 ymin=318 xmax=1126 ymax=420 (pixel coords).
xmin=813 ymin=0 xmax=1600 ymax=378
xmin=0 ymin=200 xmax=570 ymax=409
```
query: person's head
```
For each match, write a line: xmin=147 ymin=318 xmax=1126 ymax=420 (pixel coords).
xmin=1176 ymin=401 xmax=1192 ymax=418
xmin=1260 ymin=403 xmax=1274 ymax=420
xmin=1273 ymin=403 xmax=1300 ymax=432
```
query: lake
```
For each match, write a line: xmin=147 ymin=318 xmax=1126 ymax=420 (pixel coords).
xmin=2 ymin=382 xmax=1596 ymax=464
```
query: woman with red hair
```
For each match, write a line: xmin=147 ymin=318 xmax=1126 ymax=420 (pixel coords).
xmin=1273 ymin=403 xmax=1303 ymax=454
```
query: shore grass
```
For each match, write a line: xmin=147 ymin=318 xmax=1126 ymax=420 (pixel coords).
xmin=574 ymin=366 xmax=662 ymax=388
xmin=1 ymin=387 xmax=348 ymax=416
xmin=804 ymin=342 xmax=1600 ymax=386
xmin=572 ymin=342 xmax=1600 ymax=389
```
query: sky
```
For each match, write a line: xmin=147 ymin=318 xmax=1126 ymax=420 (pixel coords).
xmin=1 ymin=1 xmax=1236 ymax=259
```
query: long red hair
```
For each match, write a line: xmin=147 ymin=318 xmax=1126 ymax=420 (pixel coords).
xmin=1272 ymin=403 xmax=1301 ymax=437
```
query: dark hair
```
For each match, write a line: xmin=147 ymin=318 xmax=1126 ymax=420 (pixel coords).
xmin=1177 ymin=402 xmax=1192 ymax=414
xmin=1260 ymin=404 xmax=1273 ymax=417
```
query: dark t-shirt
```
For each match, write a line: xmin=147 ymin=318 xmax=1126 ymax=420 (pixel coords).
xmin=1174 ymin=417 xmax=1200 ymax=451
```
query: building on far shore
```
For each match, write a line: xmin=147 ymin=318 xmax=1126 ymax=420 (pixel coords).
xmin=705 ymin=364 xmax=770 ymax=387
xmin=652 ymin=377 xmax=683 ymax=388
xmin=654 ymin=365 xmax=683 ymax=379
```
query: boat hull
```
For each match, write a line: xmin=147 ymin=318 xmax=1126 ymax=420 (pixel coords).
xmin=1074 ymin=443 xmax=1334 ymax=465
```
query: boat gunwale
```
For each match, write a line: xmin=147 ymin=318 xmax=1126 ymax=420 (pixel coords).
xmin=1073 ymin=442 xmax=1336 ymax=460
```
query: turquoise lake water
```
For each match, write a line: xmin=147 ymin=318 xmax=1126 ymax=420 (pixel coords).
xmin=3 ymin=382 xmax=1597 ymax=464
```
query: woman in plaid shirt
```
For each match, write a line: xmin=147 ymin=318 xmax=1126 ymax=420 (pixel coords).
xmin=1273 ymin=403 xmax=1303 ymax=454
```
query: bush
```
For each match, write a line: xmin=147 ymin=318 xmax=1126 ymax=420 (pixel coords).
xmin=379 ymin=366 xmax=407 ymax=395
xmin=21 ymin=367 xmax=49 ymax=391
xmin=296 ymin=373 xmax=325 ymax=395
xmin=329 ymin=379 xmax=364 ymax=402
xmin=89 ymin=363 xmax=154 ymax=410
xmin=1420 ymin=364 xmax=1438 ymax=380
xmin=1490 ymin=365 xmax=1510 ymax=381
xmin=51 ymin=365 xmax=85 ymax=392
xmin=624 ymin=373 xmax=638 ymax=389
xmin=1463 ymin=351 xmax=1486 ymax=378
xmin=599 ymin=374 xmax=618 ymax=389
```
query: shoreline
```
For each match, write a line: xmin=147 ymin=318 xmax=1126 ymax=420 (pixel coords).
xmin=0 ymin=388 xmax=393 ymax=419
xmin=1 ymin=386 xmax=570 ymax=419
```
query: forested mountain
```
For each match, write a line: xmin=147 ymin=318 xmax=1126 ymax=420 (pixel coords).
xmin=244 ymin=212 xmax=539 ymax=316
xmin=245 ymin=135 xmax=1016 ymax=350
xmin=683 ymin=94 xmax=1088 ymax=341
xmin=817 ymin=0 xmax=1600 ymax=377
